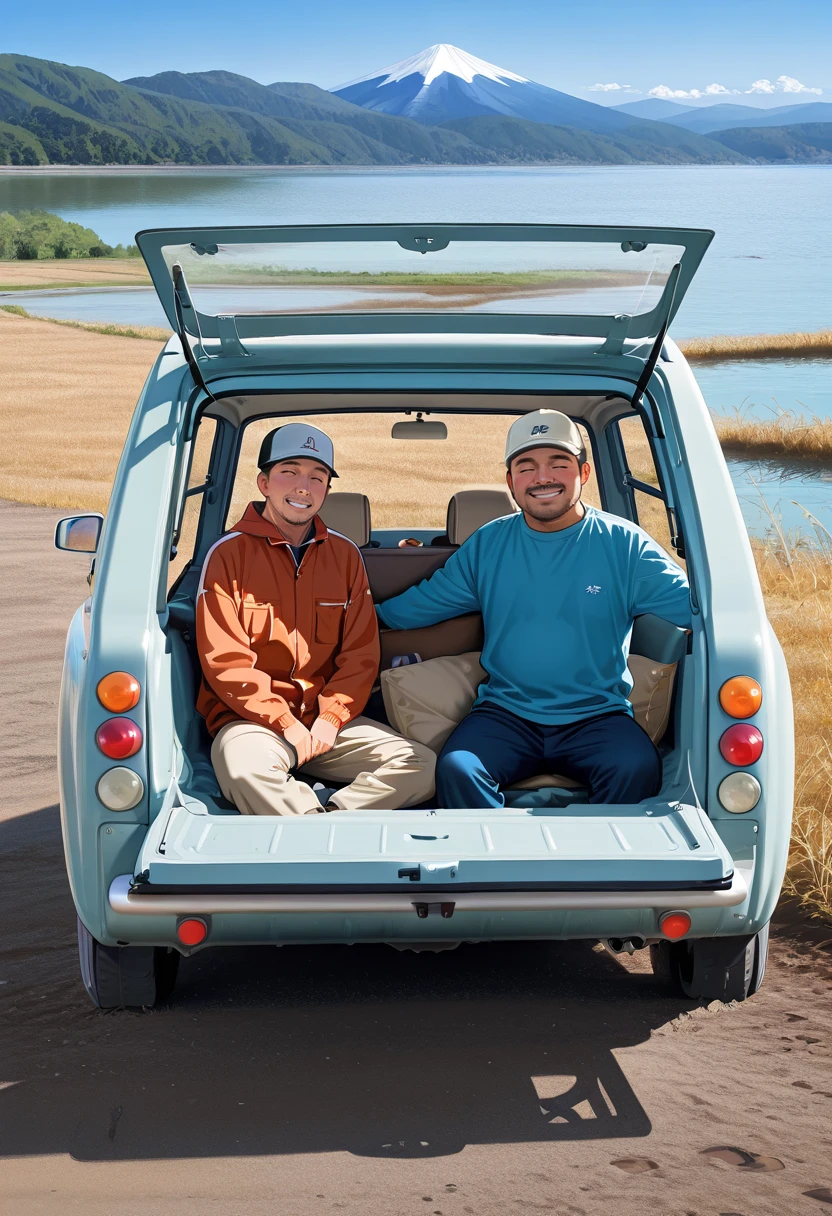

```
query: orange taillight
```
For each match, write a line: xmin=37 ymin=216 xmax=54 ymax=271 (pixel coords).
xmin=719 ymin=676 xmax=762 ymax=720
xmin=97 ymin=671 xmax=140 ymax=713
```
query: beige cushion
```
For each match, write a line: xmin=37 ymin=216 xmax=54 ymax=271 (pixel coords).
xmin=446 ymin=487 xmax=517 ymax=545
xmin=381 ymin=652 xmax=486 ymax=753
xmin=381 ymin=651 xmax=677 ymax=781
xmin=318 ymin=492 xmax=371 ymax=547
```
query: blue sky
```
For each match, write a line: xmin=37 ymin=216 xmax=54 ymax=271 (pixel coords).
xmin=3 ymin=0 xmax=830 ymax=104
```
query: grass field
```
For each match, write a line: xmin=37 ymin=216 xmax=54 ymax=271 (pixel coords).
xmin=0 ymin=257 xmax=151 ymax=290
xmin=1 ymin=304 xmax=829 ymax=919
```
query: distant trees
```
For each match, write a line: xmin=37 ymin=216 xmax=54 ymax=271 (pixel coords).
xmin=0 ymin=211 xmax=140 ymax=260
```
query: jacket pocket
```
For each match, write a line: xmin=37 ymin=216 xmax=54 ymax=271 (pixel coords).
xmin=315 ymin=598 xmax=347 ymax=644
xmin=241 ymin=601 xmax=273 ymax=645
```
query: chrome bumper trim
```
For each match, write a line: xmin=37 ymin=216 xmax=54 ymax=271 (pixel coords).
xmin=109 ymin=869 xmax=749 ymax=916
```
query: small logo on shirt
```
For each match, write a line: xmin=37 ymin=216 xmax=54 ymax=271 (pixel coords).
xmin=586 ymin=584 xmax=602 ymax=595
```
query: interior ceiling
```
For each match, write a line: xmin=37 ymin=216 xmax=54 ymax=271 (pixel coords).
xmin=210 ymin=392 xmax=633 ymax=428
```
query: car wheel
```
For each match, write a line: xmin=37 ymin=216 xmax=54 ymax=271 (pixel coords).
xmin=77 ymin=916 xmax=180 ymax=1009
xmin=650 ymin=922 xmax=769 ymax=1003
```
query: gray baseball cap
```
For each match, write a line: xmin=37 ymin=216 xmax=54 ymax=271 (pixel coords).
xmin=258 ymin=423 xmax=338 ymax=477
xmin=505 ymin=409 xmax=584 ymax=467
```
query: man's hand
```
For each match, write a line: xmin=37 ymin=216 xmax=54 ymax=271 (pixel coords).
xmin=309 ymin=716 xmax=339 ymax=759
xmin=283 ymin=719 xmax=313 ymax=768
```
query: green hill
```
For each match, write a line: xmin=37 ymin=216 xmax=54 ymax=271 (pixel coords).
xmin=442 ymin=114 xmax=746 ymax=165
xmin=0 ymin=53 xmax=752 ymax=167
xmin=711 ymin=122 xmax=832 ymax=163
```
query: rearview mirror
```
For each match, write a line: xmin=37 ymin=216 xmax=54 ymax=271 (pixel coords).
xmin=391 ymin=419 xmax=447 ymax=440
xmin=55 ymin=513 xmax=103 ymax=554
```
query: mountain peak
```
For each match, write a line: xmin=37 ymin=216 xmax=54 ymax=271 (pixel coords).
xmin=331 ymin=43 xmax=638 ymax=133
xmin=336 ymin=43 xmax=528 ymax=91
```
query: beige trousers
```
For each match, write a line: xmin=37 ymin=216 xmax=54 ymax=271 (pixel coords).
xmin=211 ymin=717 xmax=436 ymax=815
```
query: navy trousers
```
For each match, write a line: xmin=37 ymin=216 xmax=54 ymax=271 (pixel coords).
xmin=437 ymin=701 xmax=662 ymax=808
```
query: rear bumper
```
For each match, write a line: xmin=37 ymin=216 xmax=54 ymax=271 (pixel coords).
xmin=108 ymin=868 xmax=749 ymax=917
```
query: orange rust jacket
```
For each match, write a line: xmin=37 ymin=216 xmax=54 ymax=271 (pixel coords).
xmin=196 ymin=502 xmax=380 ymax=738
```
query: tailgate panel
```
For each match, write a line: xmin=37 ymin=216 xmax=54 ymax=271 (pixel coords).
xmin=137 ymin=804 xmax=733 ymax=891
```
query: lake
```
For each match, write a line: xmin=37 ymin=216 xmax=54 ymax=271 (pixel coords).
xmin=2 ymin=164 xmax=831 ymax=338
xmin=3 ymin=165 xmax=831 ymax=540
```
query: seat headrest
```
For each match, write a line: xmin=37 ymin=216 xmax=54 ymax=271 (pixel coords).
xmin=446 ymin=488 xmax=517 ymax=546
xmin=318 ymin=492 xmax=372 ymax=548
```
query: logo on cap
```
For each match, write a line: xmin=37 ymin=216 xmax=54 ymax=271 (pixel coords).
xmin=301 ymin=436 xmax=318 ymax=451
xmin=531 ymin=424 xmax=550 ymax=435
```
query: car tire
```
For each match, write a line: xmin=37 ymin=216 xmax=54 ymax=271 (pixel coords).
xmin=77 ymin=916 xmax=180 ymax=1009
xmin=650 ymin=921 xmax=769 ymax=1003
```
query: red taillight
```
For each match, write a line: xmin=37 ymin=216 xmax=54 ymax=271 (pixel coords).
xmin=177 ymin=918 xmax=208 ymax=946
xmin=719 ymin=723 xmax=763 ymax=767
xmin=660 ymin=911 xmax=691 ymax=940
xmin=96 ymin=717 xmax=142 ymax=759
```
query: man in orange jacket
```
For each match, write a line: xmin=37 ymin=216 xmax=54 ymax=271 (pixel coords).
xmin=196 ymin=423 xmax=435 ymax=814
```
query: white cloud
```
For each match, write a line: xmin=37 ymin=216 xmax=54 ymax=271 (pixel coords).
xmin=746 ymin=74 xmax=821 ymax=95
xmin=588 ymin=82 xmax=637 ymax=92
xmin=648 ymin=82 xmax=737 ymax=100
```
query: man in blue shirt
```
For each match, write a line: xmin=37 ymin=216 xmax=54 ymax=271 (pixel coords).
xmin=376 ymin=409 xmax=692 ymax=808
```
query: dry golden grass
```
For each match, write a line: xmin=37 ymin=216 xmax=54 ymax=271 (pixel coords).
xmin=1 ymin=308 xmax=830 ymax=917
xmin=753 ymin=523 xmax=832 ymax=920
xmin=1 ymin=304 xmax=170 ymax=341
xmin=0 ymin=257 xmax=151 ymax=290
xmin=0 ymin=308 xmax=164 ymax=511
xmin=680 ymin=330 xmax=832 ymax=361
xmin=714 ymin=407 xmax=832 ymax=465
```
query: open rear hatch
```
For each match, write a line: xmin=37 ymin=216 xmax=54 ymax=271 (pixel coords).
xmin=132 ymin=804 xmax=733 ymax=894
xmin=135 ymin=222 xmax=713 ymax=357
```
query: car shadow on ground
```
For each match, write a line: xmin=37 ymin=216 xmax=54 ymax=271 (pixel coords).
xmin=0 ymin=805 xmax=696 ymax=1161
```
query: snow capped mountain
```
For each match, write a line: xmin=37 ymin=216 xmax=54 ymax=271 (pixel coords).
xmin=332 ymin=43 xmax=634 ymax=132
xmin=341 ymin=44 xmax=529 ymax=92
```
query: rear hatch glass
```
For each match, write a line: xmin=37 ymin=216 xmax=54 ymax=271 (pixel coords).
xmin=136 ymin=223 xmax=713 ymax=342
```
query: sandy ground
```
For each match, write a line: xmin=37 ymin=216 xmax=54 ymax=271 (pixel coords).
xmin=0 ymin=258 xmax=151 ymax=288
xmin=0 ymin=498 xmax=831 ymax=1215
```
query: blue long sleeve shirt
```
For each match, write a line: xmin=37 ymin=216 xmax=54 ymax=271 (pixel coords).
xmin=377 ymin=507 xmax=692 ymax=726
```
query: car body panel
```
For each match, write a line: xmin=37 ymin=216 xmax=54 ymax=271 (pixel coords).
xmin=56 ymin=228 xmax=791 ymax=954
xmin=134 ymin=803 xmax=734 ymax=890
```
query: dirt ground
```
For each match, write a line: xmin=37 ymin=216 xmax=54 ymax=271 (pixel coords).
xmin=0 ymin=496 xmax=831 ymax=1216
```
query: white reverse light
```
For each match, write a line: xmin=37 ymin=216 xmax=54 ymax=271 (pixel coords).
xmin=97 ymin=766 xmax=144 ymax=811
xmin=718 ymin=771 xmax=761 ymax=813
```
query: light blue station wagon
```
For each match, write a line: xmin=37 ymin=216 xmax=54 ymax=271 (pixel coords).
xmin=55 ymin=223 xmax=793 ymax=1009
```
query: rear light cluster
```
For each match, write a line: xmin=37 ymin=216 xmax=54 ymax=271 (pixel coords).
xmin=95 ymin=672 xmax=145 ymax=810
xmin=717 ymin=676 xmax=763 ymax=813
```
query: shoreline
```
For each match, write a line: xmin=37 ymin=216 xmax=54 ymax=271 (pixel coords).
xmin=3 ymin=164 xmax=829 ymax=176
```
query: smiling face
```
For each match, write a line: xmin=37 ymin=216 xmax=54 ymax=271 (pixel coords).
xmin=257 ymin=457 xmax=331 ymax=534
xmin=507 ymin=446 xmax=591 ymax=531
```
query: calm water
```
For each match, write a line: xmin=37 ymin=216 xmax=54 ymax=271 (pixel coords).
xmin=2 ymin=165 xmax=831 ymax=337
xmin=3 ymin=165 xmax=831 ymax=539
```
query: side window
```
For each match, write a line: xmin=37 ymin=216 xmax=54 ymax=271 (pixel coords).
xmin=616 ymin=416 xmax=682 ymax=565
xmin=167 ymin=417 xmax=217 ymax=591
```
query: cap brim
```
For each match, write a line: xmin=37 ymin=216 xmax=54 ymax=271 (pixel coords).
xmin=259 ymin=452 xmax=338 ymax=477
xmin=506 ymin=440 xmax=582 ymax=467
